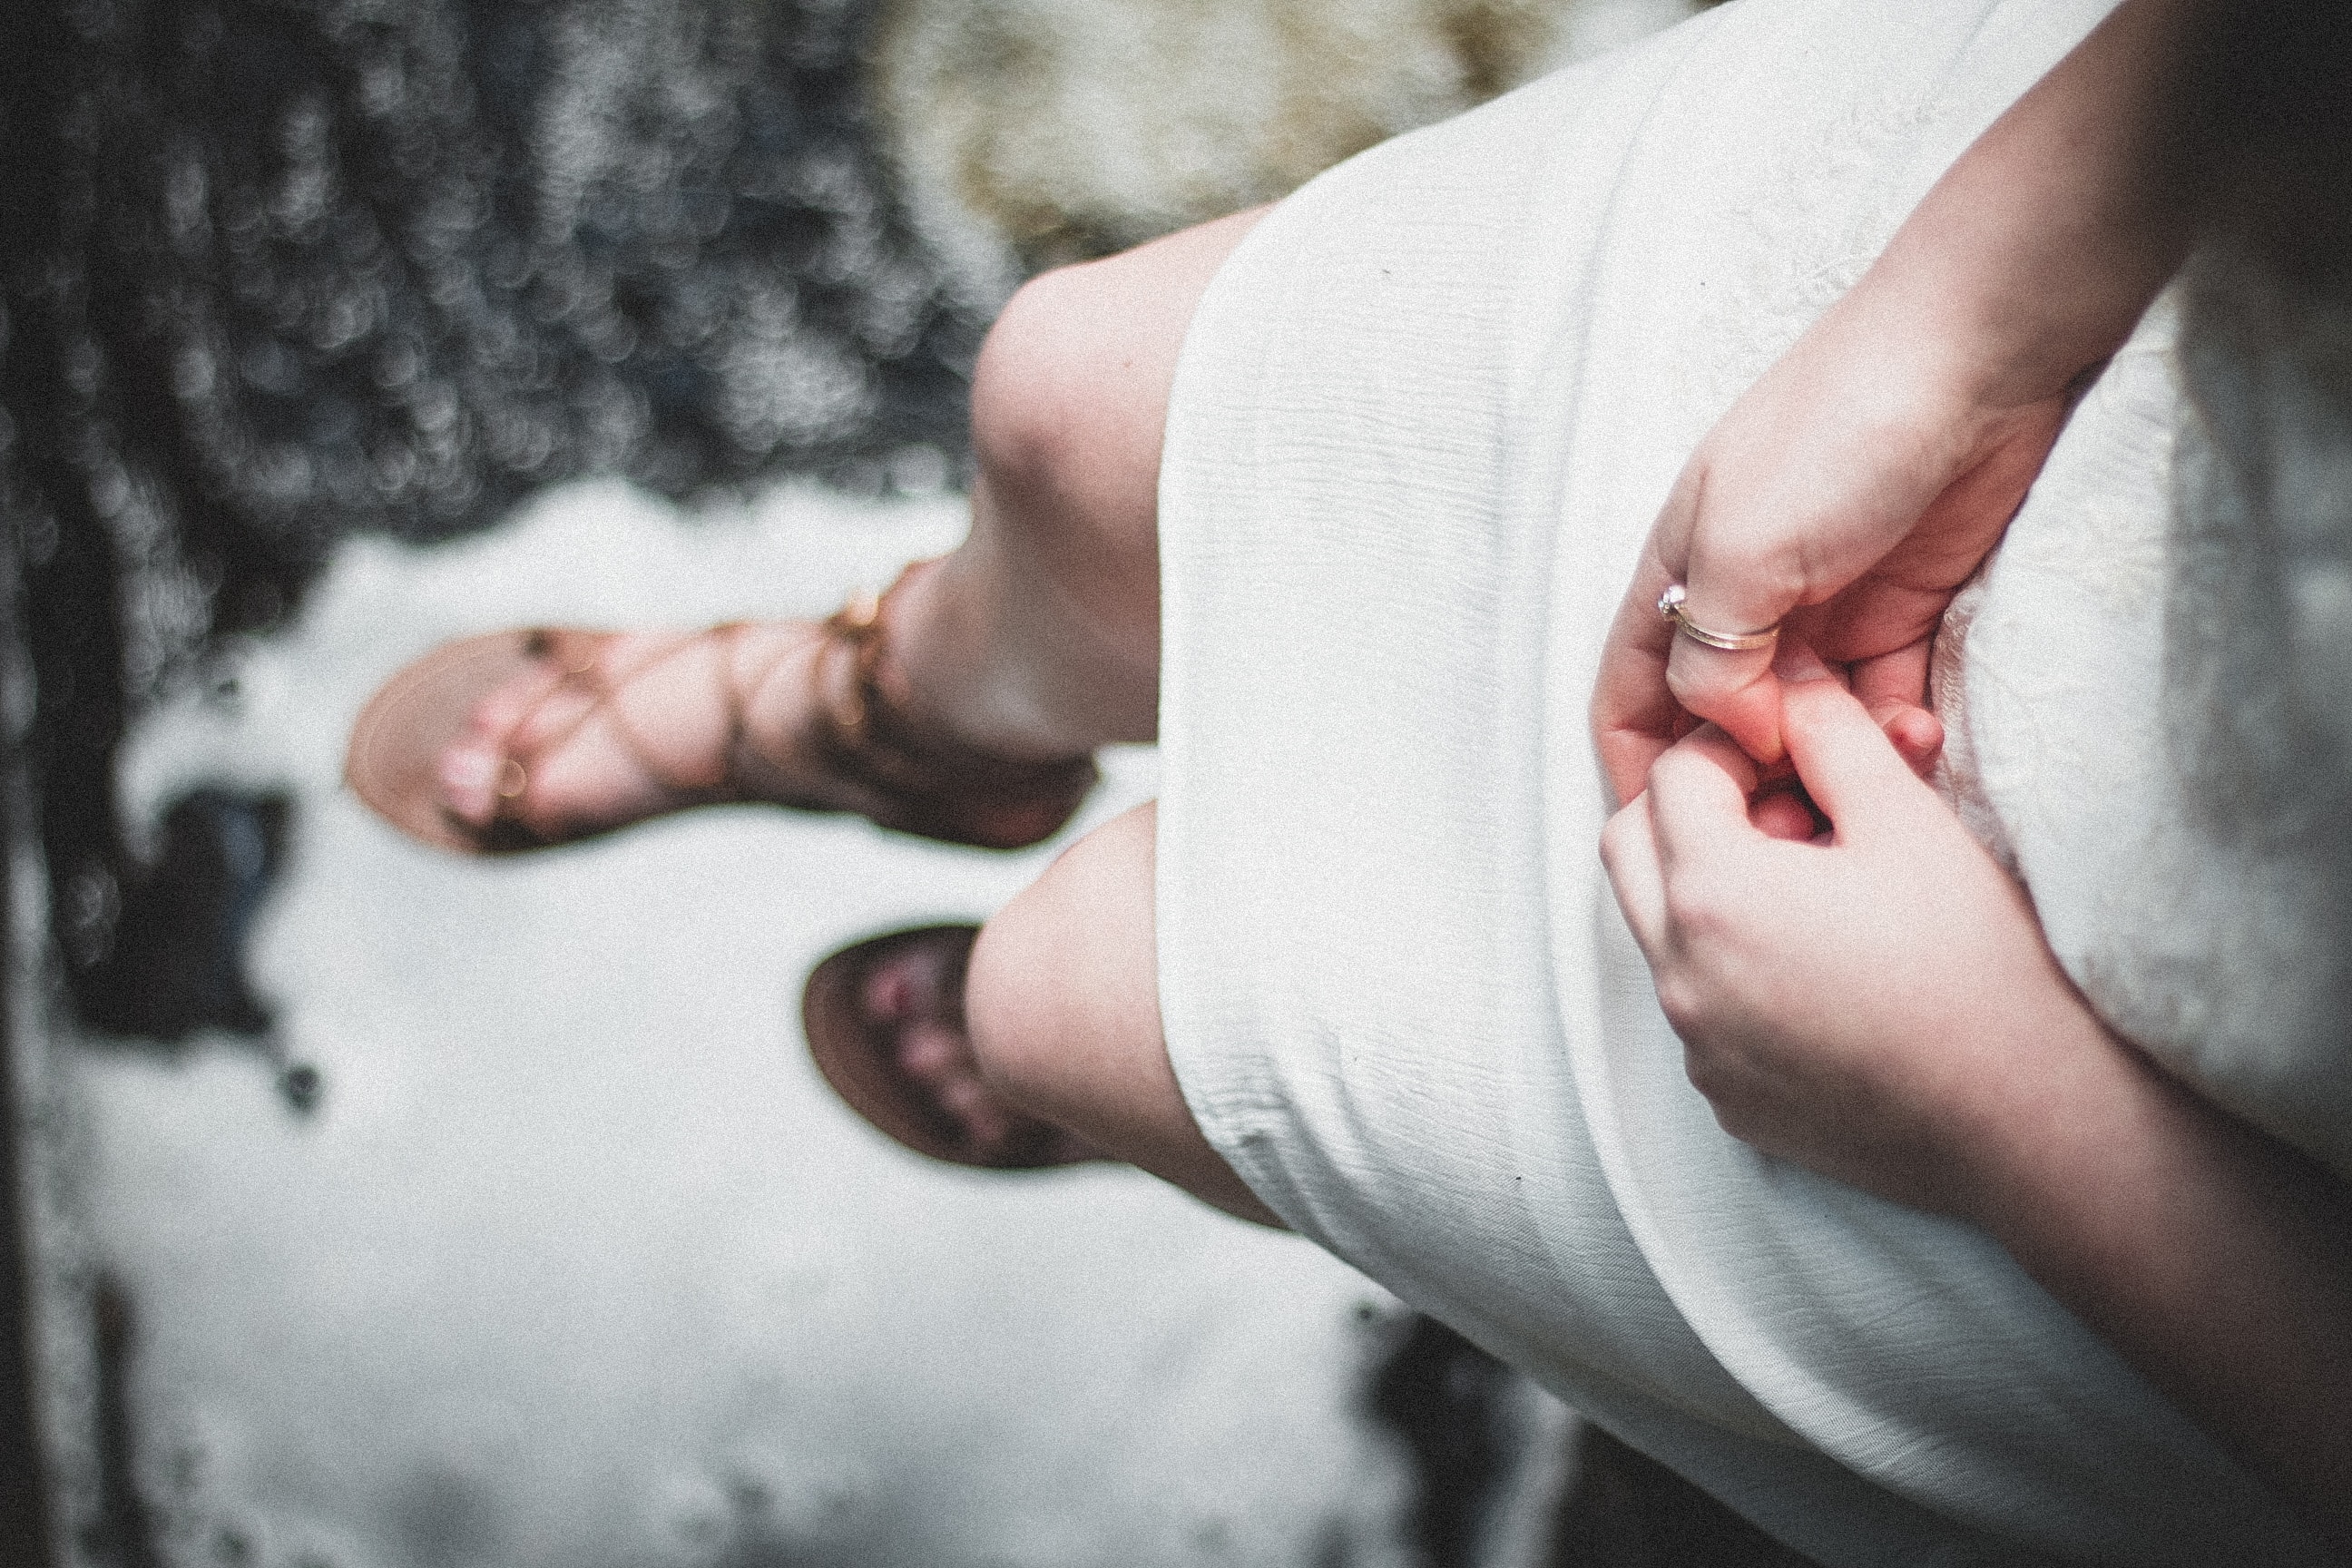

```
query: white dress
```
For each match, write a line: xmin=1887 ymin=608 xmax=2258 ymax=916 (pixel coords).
xmin=1153 ymin=0 xmax=2345 ymax=1561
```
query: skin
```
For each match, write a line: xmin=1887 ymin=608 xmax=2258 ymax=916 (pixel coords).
xmin=965 ymin=801 xmax=1283 ymax=1230
xmin=1588 ymin=0 xmax=2198 ymax=803
xmin=430 ymin=210 xmax=1269 ymax=845
xmin=1601 ymin=652 xmax=2352 ymax=1555
xmin=1590 ymin=0 xmax=2352 ymax=1544
xmin=423 ymin=206 xmax=1282 ymax=1225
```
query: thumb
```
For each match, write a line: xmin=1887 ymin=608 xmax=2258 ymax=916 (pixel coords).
xmin=1666 ymin=641 xmax=1783 ymax=768
xmin=1779 ymin=661 xmax=1929 ymax=838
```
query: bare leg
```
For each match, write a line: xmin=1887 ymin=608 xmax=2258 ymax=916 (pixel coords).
xmin=843 ymin=215 xmax=1273 ymax=1212
xmin=886 ymin=207 xmax=1267 ymax=758
xmin=791 ymin=211 xmax=1275 ymax=1217
xmin=417 ymin=209 xmax=1265 ymax=845
xmin=965 ymin=804 xmax=1283 ymax=1229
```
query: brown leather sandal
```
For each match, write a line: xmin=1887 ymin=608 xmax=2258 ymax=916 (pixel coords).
xmin=800 ymin=924 xmax=1101 ymax=1171
xmin=342 ymin=564 xmax=1098 ymax=855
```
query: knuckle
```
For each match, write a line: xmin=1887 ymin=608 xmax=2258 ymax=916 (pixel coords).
xmin=1686 ymin=521 xmax=1806 ymax=596
xmin=1644 ymin=741 xmax=1714 ymax=805
xmin=1598 ymin=816 xmax=1636 ymax=879
xmin=1660 ymin=869 xmax=1733 ymax=942
xmin=1661 ymin=654 xmax=1712 ymax=707
xmin=1678 ymin=1039 xmax=1739 ymax=1108
xmin=1681 ymin=1050 xmax=1766 ymax=1143
xmin=1704 ymin=1095 xmax=1759 ymax=1146
xmin=1663 ymin=653 xmax=1765 ymax=721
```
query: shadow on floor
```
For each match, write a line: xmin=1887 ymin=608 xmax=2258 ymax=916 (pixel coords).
xmin=1550 ymin=1426 xmax=1822 ymax=1568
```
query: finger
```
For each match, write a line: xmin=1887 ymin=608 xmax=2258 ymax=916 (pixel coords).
xmin=1778 ymin=672 xmax=1929 ymax=838
xmin=1593 ymin=643 xmax=1681 ymax=809
xmin=1662 ymin=520 xmax=1818 ymax=764
xmin=1849 ymin=640 xmax=1930 ymax=712
xmin=1665 ymin=639 xmax=1783 ymax=768
xmin=1681 ymin=514 xmax=1809 ymax=666
xmin=1593 ymin=544 xmax=1691 ymax=805
xmin=1847 ymin=640 xmax=1943 ymax=776
xmin=1642 ymin=724 xmax=1764 ymax=871
xmin=1770 ymin=632 xmax=1843 ymax=689
xmin=1749 ymin=787 xmax=1819 ymax=842
xmin=1865 ymin=699 xmax=1945 ymax=778
xmin=1599 ymin=795 xmax=1669 ymax=958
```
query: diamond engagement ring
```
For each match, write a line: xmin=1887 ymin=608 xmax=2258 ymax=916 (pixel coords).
xmin=1655 ymin=583 xmax=1781 ymax=652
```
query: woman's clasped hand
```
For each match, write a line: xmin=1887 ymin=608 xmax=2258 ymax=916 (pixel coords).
xmin=1599 ymin=642 xmax=2100 ymax=1220
xmin=1602 ymin=646 xmax=2352 ymax=1554
xmin=1584 ymin=291 xmax=2069 ymax=808
xmin=1589 ymin=0 xmax=2195 ymax=805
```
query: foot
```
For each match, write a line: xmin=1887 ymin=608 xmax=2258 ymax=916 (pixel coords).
xmin=432 ymin=622 xmax=818 ymax=845
xmin=407 ymin=565 xmax=1098 ymax=852
xmin=803 ymin=926 xmax=1101 ymax=1170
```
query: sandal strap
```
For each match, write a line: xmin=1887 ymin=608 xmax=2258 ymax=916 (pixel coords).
xmin=808 ymin=563 xmax=1097 ymax=849
xmin=507 ymin=624 xmax=753 ymax=804
xmin=482 ymin=573 xmax=1093 ymax=852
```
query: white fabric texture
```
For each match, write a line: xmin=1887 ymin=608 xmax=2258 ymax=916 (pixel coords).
xmin=1941 ymin=284 xmax=2352 ymax=1182
xmin=1154 ymin=1 xmax=2341 ymax=1562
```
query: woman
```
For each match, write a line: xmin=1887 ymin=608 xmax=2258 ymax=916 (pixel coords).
xmin=347 ymin=0 xmax=2352 ymax=1558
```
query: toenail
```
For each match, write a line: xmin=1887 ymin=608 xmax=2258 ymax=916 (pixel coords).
xmin=864 ymin=965 xmax=915 ymax=1022
xmin=439 ymin=746 xmax=495 ymax=793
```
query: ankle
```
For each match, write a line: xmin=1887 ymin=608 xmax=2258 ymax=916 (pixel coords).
xmin=867 ymin=559 xmax=1094 ymax=764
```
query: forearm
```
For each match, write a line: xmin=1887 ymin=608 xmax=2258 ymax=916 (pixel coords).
xmin=1842 ymin=0 xmax=2200 ymax=413
xmin=1965 ymin=1011 xmax=2352 ymax=1554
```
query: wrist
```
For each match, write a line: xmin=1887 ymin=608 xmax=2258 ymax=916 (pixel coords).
xmin=1832 ymin=249 xmax=2103 ymax=431
xmin=1936 ymin=987 xmax=2149 ymax=1240
xmin=1838 ymin=0 xmax=2194 ymax=416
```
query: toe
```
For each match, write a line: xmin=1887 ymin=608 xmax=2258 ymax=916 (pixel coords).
xmin=436 ymin=738 xmax=505 ymax=826
xmin=938 ymin=1075 xmax=1014 ymax=1153
xmin=894 ymin=1020 xmax=964 ymax=1082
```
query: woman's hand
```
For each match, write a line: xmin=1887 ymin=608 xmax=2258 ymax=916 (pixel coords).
xmin=1601 ymin=644 xmax=2081 ymax=1216
xmin=1589 ymin=303 xmax=2069 ymax=805
xmin=1602 ymin=653 xmax=2352 ymax=1553
xmin=1590 ymin=0 xmax=2195 ymax=805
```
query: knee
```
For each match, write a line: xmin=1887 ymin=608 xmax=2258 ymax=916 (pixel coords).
xmin=966 ymin=257 xmax=1177 ymax=584
xmin=965 ymin=801 xmax=1282 ymax=1227
xmin=963 ymin=803 xmax=1161 ymax=1128
xmin=971 ymin=207 xmax=1261 ymax=518
xmin=969 ymin=263 xmax=1107 ymax=514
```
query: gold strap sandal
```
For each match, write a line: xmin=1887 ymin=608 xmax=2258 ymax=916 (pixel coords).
xmin=342 ymin=564 xmax=1098 ymax=855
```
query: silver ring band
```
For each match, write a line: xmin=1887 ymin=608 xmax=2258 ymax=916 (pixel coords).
xmin=1656 ymin=583 xmax=1780 ymax=652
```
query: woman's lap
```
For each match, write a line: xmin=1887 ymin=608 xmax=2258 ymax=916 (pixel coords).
xmin=1145 ymin=0 xmax=2328 ymax=1561
xmin=957 ymin=0 xmax=2336 ymax=1558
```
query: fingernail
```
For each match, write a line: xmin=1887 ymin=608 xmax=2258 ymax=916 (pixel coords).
xmin=1774 ymin=639 xmax=1835 ymax=683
